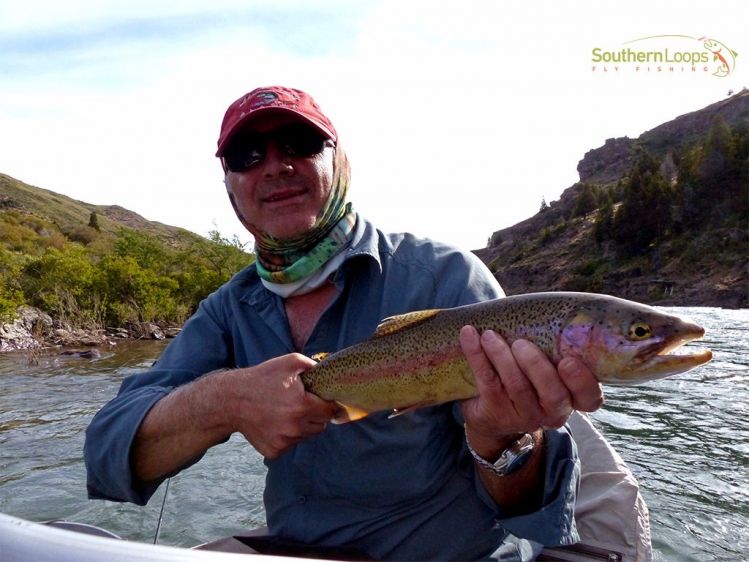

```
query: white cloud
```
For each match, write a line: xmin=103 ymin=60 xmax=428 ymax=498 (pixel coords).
xmin=1 ymin=0 xmax=747 ymax=251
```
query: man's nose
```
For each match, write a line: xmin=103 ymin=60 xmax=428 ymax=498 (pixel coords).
xmin=261 ymin=142 xmax=294 ymax=178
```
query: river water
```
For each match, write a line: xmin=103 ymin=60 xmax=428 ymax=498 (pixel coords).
xmin=0 ymin=307 xmax=747 ymax=561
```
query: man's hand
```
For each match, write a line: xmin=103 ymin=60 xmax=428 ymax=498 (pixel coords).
xmin=224 ymin=354 xmax=338 ymax=459
xmin=459 ymin=325 xmax=603 ymax=443
xmin=457 ymin=325 xmax=603 ymax=511
xmin=132 ymin=354 xmax=337 ymax=483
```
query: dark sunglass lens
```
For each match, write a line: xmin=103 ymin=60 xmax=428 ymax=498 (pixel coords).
xmin=277 ymin=126 xmax=327 ymax=157
xmin=224 ymin=136 xmax=265 ymax=172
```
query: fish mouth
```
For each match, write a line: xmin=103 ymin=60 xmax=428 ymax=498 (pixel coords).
xmin=631 ymin=328 xmax=712 ymax=378
xmin=639 ymin=346 xmax=713 ymax=372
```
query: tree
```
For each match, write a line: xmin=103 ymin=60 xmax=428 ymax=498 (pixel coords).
xmin=88 ymin=211 xmax=101 ymax=232
xmin=115 ymin=228 xmax=170 ymax=272
xmin=696 ymin=115 xmax=736 ymax=199
xmin=573 ymin=183 xmax=597 ymax=218
xmin=612 ymin=151 xmax=674 ymax=256
xmin=0 ymin=247 xmax=24 ymax=321
xmin=674 ymin=117 xmax=747 ymax=228
xmin=21 ymin=245 xmax=98 ymax=324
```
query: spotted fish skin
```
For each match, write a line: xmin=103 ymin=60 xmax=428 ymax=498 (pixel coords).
xmin=301 ymin=292 xmax=712 ymax=422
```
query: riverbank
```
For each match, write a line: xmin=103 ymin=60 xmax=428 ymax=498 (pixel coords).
xmin=0 ymin=305 xmax=181 ymax=353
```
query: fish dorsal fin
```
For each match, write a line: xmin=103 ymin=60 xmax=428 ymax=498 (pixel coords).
xmin=311 ymin=352 xmax=329 ymax=363
xmin=374 ymin=309 xmax=441 ymax=338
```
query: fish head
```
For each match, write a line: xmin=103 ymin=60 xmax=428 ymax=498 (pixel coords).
xmin=559 ymin=298 xmax=712 ymax=384
xmin=703 ymin=39 xmax=720 ymax=52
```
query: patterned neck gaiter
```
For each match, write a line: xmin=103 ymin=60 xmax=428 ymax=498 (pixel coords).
xmin=251 ymin=146 xmax=356 ymax=284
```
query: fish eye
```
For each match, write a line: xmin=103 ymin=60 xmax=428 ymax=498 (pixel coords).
xmin=628 ymin=322 xmax=653 ymax=340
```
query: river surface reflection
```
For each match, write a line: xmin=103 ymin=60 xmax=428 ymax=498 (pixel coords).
xmin=0 ymin=307 xmax=747 ymax=561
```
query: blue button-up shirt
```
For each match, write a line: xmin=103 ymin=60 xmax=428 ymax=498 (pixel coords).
xmin=85 ymin=216 xmax=579 ymax=561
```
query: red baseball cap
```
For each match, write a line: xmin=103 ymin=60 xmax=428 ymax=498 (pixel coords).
xmin=215 ymin=86 xmax=337 ymax=156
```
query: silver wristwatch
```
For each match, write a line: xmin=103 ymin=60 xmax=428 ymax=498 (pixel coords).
xmin=465 ymin=431 xmax=536 ymax=476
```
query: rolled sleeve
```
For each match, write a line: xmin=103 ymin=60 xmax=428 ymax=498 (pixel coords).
xmin=84 ymin=381 xmax=171 ymax=504
xmin=473 ymin=425 xmax=581 ymax=547
xmin=84 ymin=288 xmax=235 ymax=504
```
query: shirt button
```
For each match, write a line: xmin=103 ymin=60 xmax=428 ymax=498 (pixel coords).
xmin=297 ymin=495 xmax=308 ymax=505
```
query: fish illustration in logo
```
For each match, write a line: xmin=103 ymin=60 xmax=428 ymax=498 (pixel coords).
xmin=701 ymin=37 xmax=738 ymax=77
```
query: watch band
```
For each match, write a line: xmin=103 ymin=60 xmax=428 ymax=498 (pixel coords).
xmin=465 ymin=429 xmax=536 ymax=476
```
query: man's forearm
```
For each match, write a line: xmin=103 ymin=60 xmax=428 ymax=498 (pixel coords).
xmin=131 ymin=354 xmax=337 ymax=483
xmin=131 ymin=370 xmax=233 ymax=483
xmin=465 ymin=426 xmax=546 ymax=512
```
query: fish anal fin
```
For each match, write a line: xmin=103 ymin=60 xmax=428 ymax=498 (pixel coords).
xmin=311 ymin=352 xmax=329 ymax=363
xmin=331 ymin=402 xmax=370 ymax=424
xmin=374 ymin=309 xmax=441 ymax=338
xmin=388 ymin=401 xmax=436 ymax=419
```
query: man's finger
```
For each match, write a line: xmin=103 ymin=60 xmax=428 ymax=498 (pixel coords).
xmin=303 ymin=393 xmax=339 ymax=422
xmin=558 ymin=357 xmax=604 ymax=412
xmin=481 ymin=332 xmax=538 ymax=411
xmin=459 ymin=325 xmax=502 ymax=391
xmin=512 ymin=339 xmax=573 ymax=427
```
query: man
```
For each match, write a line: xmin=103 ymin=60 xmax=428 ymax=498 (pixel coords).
xmin=85 ymin=86 xmax=603 ymax=561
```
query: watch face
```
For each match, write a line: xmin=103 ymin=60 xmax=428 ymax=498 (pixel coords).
xmin=465 ymin=428 xmax=535 ymax=476
xmin=504 ymin=447 xmax=533 ymax=474
xmin=494 ymin=433 xmax=535 ymax=475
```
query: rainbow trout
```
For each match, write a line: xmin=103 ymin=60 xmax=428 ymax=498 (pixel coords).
xmin=301 ymin=292 xmax=712 ymax=423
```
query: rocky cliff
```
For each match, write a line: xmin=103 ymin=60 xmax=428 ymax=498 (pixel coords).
xmin=476 ymin=90 xmax=749 ymax=308
xmin=577 ymin=90 xmax=749 ymax=184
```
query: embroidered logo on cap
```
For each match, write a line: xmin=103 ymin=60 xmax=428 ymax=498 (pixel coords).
xmin=247 ymin=91 xmax=279 ymax=109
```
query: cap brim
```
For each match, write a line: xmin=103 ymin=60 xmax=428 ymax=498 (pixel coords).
xmin=216 ymin=107 xmax=335 ymax=157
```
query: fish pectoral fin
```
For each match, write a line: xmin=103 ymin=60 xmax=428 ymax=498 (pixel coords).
xmin=388 ymin=401 xmax=436 ymax=419
xmin=311 ymin=352 xmax=329 ymax=363
xmin=331 ymin=402 xmax=370 ymax=424
xmin=374 ymin=309 xmax=442 ymax=338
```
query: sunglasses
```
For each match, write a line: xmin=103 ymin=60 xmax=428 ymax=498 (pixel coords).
xmin=223 ymin=124 xmax=329 ymax=173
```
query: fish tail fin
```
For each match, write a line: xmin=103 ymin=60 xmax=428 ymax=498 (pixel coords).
xmin=331 ymin=402 xmax=369 ymax=424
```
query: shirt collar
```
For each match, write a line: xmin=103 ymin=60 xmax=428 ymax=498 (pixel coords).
xmin=340 ymin=214 xmax=382 ymax=274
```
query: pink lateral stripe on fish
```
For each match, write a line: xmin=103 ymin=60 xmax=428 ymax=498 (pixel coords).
xmin=301 ymin=292 xmax=712 ymax=424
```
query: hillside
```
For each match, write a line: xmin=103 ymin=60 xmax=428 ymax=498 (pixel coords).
xmin=1 ymin=175 xmax=253 ymax=349
xmin=0 ymin=173 xmax=191 ymax=244
xmin=475 ymin=90 xmax=749 ymax=309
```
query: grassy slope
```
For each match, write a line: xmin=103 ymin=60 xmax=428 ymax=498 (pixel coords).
xmin=0 ymin=173 xmax=201 ymax=246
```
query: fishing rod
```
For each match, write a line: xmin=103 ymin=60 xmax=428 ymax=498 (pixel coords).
xmin=152 ymin=477 xmax=171 ymax=544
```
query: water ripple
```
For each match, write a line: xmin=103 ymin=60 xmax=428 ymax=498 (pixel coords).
xmin=1 ymin=312 xmax=747 ymax=560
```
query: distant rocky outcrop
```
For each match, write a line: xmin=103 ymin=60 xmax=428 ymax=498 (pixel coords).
xmin=576 ymin=90 xmax=749 ymax=183
xmin=478 ymin=90 xmax=749 ymax=309
xmin=639 ymin=89 xmax=749 ymax=151
xmin=577 ymin=137 xmax=634 ymax=184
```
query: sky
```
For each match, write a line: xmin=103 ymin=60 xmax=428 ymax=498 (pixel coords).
xmin=1 ymin=0 xmax=747 ymax=251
